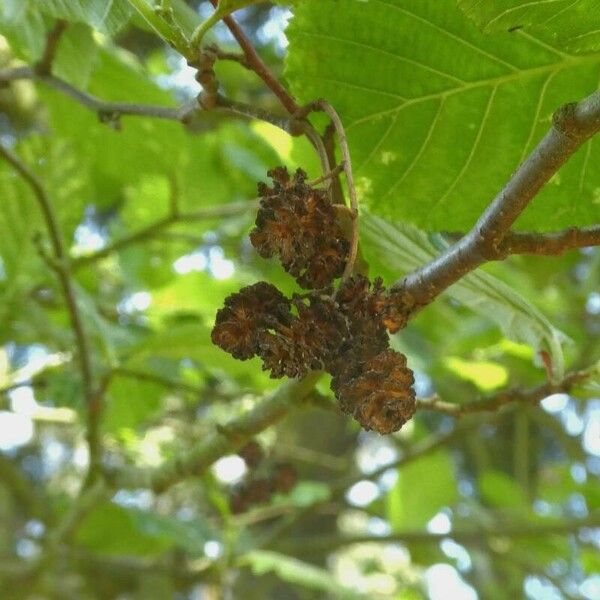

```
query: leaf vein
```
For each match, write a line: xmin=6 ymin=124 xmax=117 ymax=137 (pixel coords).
xmin=433 ymin=86 xmax=498 ymax=209
xmin=355 ymin=113 xmax=400 ymax=173
xmin=485 ymin=0 xmax=571 ymax=30
xmin=518 ymin=70 xmax=557 ymax=164
xmin=380 ymin=97 xmax=445 ymax=201
xmin=372 ymin=0 xmax=520 ymax=72
xmin=293 ymin=30 xmax=467 ymax=85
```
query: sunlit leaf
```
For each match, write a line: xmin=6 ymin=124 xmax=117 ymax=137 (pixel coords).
xmin=41 ymin=0 xmax=132 ymax=35
xmin=286 ymin=0 xmax=600 ymax=231
xmin=445 ymin=356 xmax=508 ymax=391
xmin=387 ymin=450 xmax=457 ymax=529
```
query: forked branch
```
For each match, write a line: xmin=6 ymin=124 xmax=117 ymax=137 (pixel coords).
xmin=395 ymin=89 xmax=600 ymax=309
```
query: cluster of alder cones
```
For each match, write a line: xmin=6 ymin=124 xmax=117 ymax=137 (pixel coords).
xmin=212 ymin=167 xmax=416 ymax=434
xmin=230 ymin=441 xmax=297 ymax=514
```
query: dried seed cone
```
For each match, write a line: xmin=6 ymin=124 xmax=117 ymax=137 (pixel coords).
xmin=237 ymin=440 xmax=264 ymax=469
xmin=211 ymin=282 xmax=291 ymax=360
xmin=334 ymin=349 xmax=416 ymax=434
xmin=258 ymin=295 xmax=347 ymax=378
xmin=250 ymin=167 xmax=349 ymax=289
xmin=336 ymin=275 xmax=409 ymax=335
xmin=272 ymin=462 xmax=297 ymax=494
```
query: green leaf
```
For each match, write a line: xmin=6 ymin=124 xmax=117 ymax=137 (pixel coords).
xmin=38 ymin=366 xmax=84 ymax=410
xmin=77 ymin=503 xmax=218 ymax=557
xmin=517 ymin=531 xmax=570 ymax=565
xmin=387 ymin=450 xmax=456 ymax=530
xmin=581 ymin=547 xmax=600 ymax=575
xmin=75 ymin=503 xmax=172 ymax=556
xmin=0 ymin=155 xmax=41 ymax=284
xmin=457 ymin=0 xmax=600 ymax=53
xmin=0 ymin=137 xmax=87 ymax=290
xmin=479 ymin=470 xmax=527 ymax=508
xmin=41 ymin=0 xmax=132 ymax=35
xmin=104 ymin=372 xmax=164 ymax=433
xmin=52 ymin=23 xmax=98 ymax=89
xmin=286 ymin=0 xmax=600 ymax=231
xmin=0 ymin=0 xmax=46 ymax=61
xmin=169 ymin=0 xmax=201 ymax=36
xmin=444 ymin=356 xmax=508 ymax=391
xmin=361 ymin=213 xmax=569 ymax=379
xmin=275 ymin=480 xmax=331 ymax=507
xmin=240 ymin=550 xmax=366 ymax=599
xmin=128 ymin=509 xmax=218 ymax=556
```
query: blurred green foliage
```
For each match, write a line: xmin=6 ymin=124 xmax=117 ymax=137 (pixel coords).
xmin=0 ymin=2 xmax=598 ymax=600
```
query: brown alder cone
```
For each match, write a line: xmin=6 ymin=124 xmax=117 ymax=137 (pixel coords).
xmin=243 ymin=478 xmax=274 ymax=504
xmin=272 ymin=462 xmax=297 ymax=494
xmin=213 ymin=172 xmax=417 ymax=433
xmin=229 ymin=491 xmax=248 ymax=514
xmin=228 ymin=462 xmax=297 ymax=513
xmin=328 ymin=276 xmax=399 ymax=376
xmin=258 ymin=294 xmax=347 ymax=378
xmin=211 ymin=282 xmax=291 ymax=360
xmin=237 ymin=440 xmax=264 ymax=469
xmin=212 ymin=278 xmax=416 ymax=433
xmin=336 ymin=275 xmax=409 ymax=334
xmin=333 ymin=349 xmax=416 ymax=434
xmin=250 ymin=167 xmax=349 ymax=289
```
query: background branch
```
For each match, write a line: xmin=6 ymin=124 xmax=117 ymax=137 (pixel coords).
xmin=416 ymin=366 xmax=594 ymax=416
xmin=281 ymin=511 xmax=600 ymax=554
xmin=0 ymin=143 xmax=99 ymax=480
xmin=71 ymin=199 xmax=258 ymax=268
xmin=0 ymin=67 xmax=197 ymax=122
xmin=105 ymin=373 xmax=321 ymax=492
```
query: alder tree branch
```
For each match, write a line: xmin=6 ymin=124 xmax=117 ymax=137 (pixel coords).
xmin=323 ymin=122 xmax=346 ymax=205
xmin=395 ymin=89 xmax=600 ymax=309
xmin=104 ymin=373 xmax=321 ymax=492
xmin=0 ymin=66 xmax=198 ymax=122
xmin=0 ymin=69 xmax=293 ymax=133
xmin=202 ymin=2 xmax=335 ymax=184
xmin=70 ymin=199 xmax=257 ymax=268
xmin=205 ymin=43 xmax=249 ymax=69
xmin=0 ymin=143 xmax=100 ymax=479
xmin=71 ymin=163 xmax=343 ymax=267
xmin=416 ymin=367 xmax=594 ymax=417
xmin=215 ymin=94 xmax=298 ymax=132
xmin=0 ymin=66 xmax=311 ymax=145
xmin=282 ymin=511 xmax=600 ymax=554
xmin=497 ymin=225 xmax=600 ymax=257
